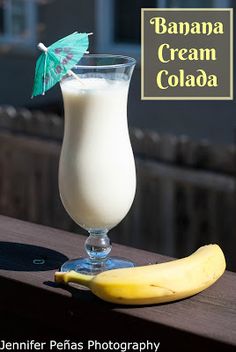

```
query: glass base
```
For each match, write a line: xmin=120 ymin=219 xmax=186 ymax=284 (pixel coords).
xmin=60 ymin=256 xmax=135 ymax=275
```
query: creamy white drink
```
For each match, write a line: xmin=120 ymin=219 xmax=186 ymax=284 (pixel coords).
xmin=59 ymin=76 xmax=136 ymax=230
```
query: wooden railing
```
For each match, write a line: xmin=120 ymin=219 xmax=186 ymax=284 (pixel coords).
xmin=0 ymin=105 xmax=235 ymax=271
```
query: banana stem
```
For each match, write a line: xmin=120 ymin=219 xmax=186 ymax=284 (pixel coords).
xmin=55 ymin=271 xmax=94 ymax=287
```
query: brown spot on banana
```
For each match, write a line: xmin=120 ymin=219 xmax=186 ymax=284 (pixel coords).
xmin=149 ymin=284 xmax=176 ymax=294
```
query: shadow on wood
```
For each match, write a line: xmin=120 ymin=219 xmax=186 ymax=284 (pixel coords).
xmin=0 ymin=242 xmax=68 ymax=271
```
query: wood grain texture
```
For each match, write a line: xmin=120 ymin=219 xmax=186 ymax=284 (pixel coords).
xmin=0 ymin=215 xmax=235 ymax=351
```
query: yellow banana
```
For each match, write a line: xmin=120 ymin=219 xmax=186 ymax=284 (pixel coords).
xmin=55 ymin=244 xmax=226 ymax=305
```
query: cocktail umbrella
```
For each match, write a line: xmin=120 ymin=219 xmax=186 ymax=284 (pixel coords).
xmin=32 ymin=32 xmax=92 ymax=97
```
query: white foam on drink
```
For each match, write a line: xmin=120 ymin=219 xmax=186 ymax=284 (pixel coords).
xmin=61 ymin=77 xmax=128 ymax=94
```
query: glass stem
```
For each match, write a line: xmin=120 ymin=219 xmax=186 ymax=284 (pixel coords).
xmin=85 ymin=229 xmax=112 ymax=265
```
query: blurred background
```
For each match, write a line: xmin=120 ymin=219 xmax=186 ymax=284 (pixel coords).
xmin=0 ymin=0 xmax=235 ymax=271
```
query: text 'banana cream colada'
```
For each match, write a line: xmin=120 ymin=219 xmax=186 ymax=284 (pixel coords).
xmin=149 ymin=16 xmax=224 ymax=90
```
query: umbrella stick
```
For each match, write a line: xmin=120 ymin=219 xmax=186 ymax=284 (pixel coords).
xmin=68 ymin=69 xmax=85 ymax=86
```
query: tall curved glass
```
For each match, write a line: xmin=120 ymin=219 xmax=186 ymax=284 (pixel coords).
xmin=59 ymin=54 xmax=136 ymax=274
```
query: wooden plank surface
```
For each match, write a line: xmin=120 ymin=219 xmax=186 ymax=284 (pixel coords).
xmin=0 ymin=215 xmax=235 ymax=351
